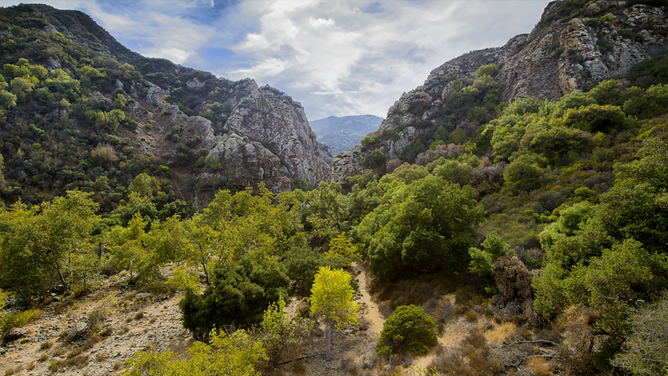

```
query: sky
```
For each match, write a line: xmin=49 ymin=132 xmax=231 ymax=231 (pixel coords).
xmin=1 ymin=0 xmax=552 ymax=120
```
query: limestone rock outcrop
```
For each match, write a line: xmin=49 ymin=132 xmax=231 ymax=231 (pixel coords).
xmin=199 ymin=133 xmax=291 ymax=192
xmin=125 ymin=77 xmax=327 ymax=193
xmin=223 ymin=85 xmax=329 ymax=188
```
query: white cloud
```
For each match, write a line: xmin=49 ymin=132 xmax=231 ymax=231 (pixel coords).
xmin=222 ymin=0 xmax=552 ymax=119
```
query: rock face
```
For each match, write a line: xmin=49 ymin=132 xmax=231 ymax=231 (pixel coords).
xmin=331 ymin=0 xmax=668 ymax=181
xmin=429 ymin=1 xmax=668 ymax=101
xmin=223 ymin=85 xmax=329 ymax=188
xmin=128 ymin=80 xmax=327 ymax=193
xmin=202 ymin=133 xmax=291 ymax=192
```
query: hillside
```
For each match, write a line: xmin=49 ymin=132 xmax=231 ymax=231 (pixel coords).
xmin=0 ymin=4 xmax=328 ymax=210
xmin=310 ymin=115 xmax=383 ymax=154
xmin=332 ymin=0 xmax=668 ymax=179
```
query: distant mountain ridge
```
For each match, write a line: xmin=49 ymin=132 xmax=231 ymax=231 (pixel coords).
xmin=310 ymin=115 xmax=383 ymax=154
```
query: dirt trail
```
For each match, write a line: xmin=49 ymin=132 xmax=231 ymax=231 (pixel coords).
xmin=353 ymin=269 xmax=481 ymax=373
xmin=354 ymin=263 xmax=384 ymax=336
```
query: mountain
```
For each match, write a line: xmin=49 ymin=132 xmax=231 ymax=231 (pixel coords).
xmin=0 ymin=4 xmax=328 ymax=209
xmin=331 ymin=0 xmax=668 ymax=180
xmin=310 ymin=115 xmax=383 ymax=154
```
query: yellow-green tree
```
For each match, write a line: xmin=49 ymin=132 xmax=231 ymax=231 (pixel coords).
xmin=309 ymin=266 xmax=359 ymax=360
xmin=122 ymin=329 xmax=265 ymax=376
xmin=324 ymin=232 xmax=361 ymax=268
xmin=260 ymin=297 xmax=314 ymax=367
xmin=0 ymin=191 xmax=99 ymax=302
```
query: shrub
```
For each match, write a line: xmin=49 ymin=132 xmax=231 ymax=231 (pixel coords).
xmin=91 ymin=143 xmax=118 ymax=166
xmin=1 ymin=309 xmax=41 ymax=336
xmin=376 ymin=305 xmax=437 ymax=357
xmin=363 ymin=149 xmax=386 ymax=170
xmin=179 ymin=260 xmax=289 ymax=339
xmin=612 ymin=296 xmax=668 ymax=375
xmin=562 ymin=104 xmax=629 ymax=133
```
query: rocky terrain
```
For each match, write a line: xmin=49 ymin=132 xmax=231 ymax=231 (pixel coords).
xmin=331 ymin=0 xmax=668 ymax=180
xmin=0 ymin=270 xmax=190 ymax=376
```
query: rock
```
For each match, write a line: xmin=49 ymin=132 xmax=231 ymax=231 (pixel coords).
xmin=362 ymin=349 xmax=377 ymax=369
xmin=134 ymin=293 xmax=152 ymax=301
xmin=223 ymin=85 xmax=330 ymax=187
xmin=198 ymin=134 xmax=291 ymax=192
xmin=0 ymin=347 xmax=6 ymax=355
xmin=4 ymin=327 xmax=27 ymax=341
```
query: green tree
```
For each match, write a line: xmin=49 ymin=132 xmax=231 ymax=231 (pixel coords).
xmin=122 ymin=329 xmax=266 ymax=376
xmin=357 ymin=174 xmax=484 ymax=280
xmin=9 ymin=76 xmax=33 ymax=102
xmin=561 ymin=104 xmax=629 ymax=133
xmin=376 ymin=305 xmax=437 ymax=357
xmin=0 ymin=89 xmax=17 ymax=109
xmin=0 ymin=191 xmax=99 ymax=303
xmin=468 ymin=232 xmax=513 ymax=294
xmin=309 ymin=266 xmax=359 ymax=360
xmin=430 ymin=158 xmax=473 ymax=186
xmin=598 ymin=138 xmax=668 ymax=252
xmin=284 ymin=246 xmax=329 ymax=298
xmin=297 ymin=182 xmax=354 ymax=244
xmin=180 ymin=260 xmax=289 ymax=340
xmin=324 ymin=232 xmax=361 ymax=268
xmin=363 ymin=149 xmax=386 ymax=171
xmin=503 ymin=153 xmax=546 ymax=191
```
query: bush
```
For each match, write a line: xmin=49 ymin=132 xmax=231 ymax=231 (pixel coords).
xmin=562 ymin=104 xmax=629 ymax=133
xmin=1 ymin=308 xmax=41 ymax=336
xmin=376 ymin=305 xmax=437 ymax=357
xmin=179 ymin=260 xmax=289 ymax=340
xmin=612 ymin=296 xmax=668 ymax=375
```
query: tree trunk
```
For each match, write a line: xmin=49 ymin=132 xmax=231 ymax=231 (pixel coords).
xmin=327 ymin=320 xmax=332 ymax=361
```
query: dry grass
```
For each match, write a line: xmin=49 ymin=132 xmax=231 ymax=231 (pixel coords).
xmin=528 ymin=357 xmax=550 ymax=376
xmin=134 ymin=311 xmax=144 ymax=320
xmin=48 ymin=354 xmax=90 ymax=372
xmin=484 ymin=322 xmax=516 ymax=344
xmin=39 ymin=353 xmax=49 ymax=362
xmin=3 ymin=365 xmax=21 ymax=376
xmin=40 ymin=340 xmax=54 ymax=350
xmin=291 ymin=359 xmax=306 ymax=374
xmin=51 ymin=347 xmax=66 ymax=357
xmin=124 ymin=291 xmax=137 ymax=301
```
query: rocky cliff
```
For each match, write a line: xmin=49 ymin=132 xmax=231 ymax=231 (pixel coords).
xmin=331 ymin=0 xmax=668 ymax=181
xmin=0 ymin=4 xmax=328 ymax=203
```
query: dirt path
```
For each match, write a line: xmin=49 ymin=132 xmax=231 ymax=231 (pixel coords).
xmin=354 ymin=263 xmax=384 ymax=337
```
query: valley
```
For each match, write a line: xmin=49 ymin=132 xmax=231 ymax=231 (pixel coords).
xmin=1 ymin=1 xmax=668 ymax=375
